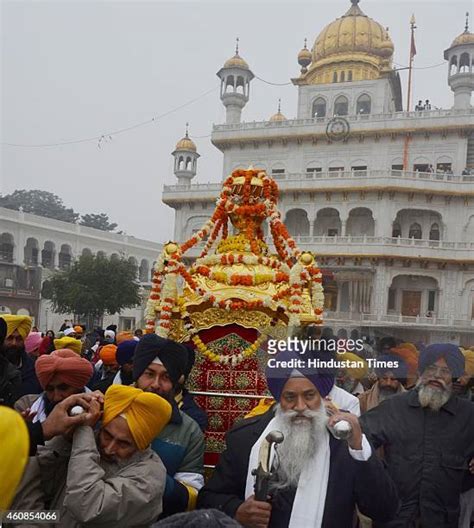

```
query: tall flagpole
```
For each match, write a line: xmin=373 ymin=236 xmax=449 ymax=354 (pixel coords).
xmin=403 ymin=14 xmax=417 ymax=171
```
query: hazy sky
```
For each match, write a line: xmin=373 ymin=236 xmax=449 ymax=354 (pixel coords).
xmin=1 ymin=0 xmax=471 ymax=242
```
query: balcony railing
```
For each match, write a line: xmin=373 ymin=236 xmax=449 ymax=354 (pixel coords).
xmin=212 ymin=107 xmax=474 ymax=132
xmin=324 ymin=311 xmax=474 ymax=329
xmin=162 ymin=168 xmax=474 ymax=194
xmin=289 ymin=235 xmax=474 ymax=251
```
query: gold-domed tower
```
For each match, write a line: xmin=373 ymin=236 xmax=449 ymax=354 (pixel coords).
xmin=294 ymin=0 xmax=394 ymax=86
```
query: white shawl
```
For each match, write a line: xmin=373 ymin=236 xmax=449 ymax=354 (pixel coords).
xmin=245 ymin=415 xmax=330 ymax=528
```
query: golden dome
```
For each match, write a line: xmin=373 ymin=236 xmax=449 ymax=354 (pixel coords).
xmin=224 ymin=53 xmax=249 ymax=70
xmin=175 ymin=133 xmax=196 ymax=152
xmin=269 ymin=99 xmax=287 ymax=122
xmin=269 ymin=111 xmax=287 ymax=122
xmin=298 ymin=39 xmax=312 ymax=67
xmin=313 ymin=0 xmax=394 ymax=63
xmin=451 ymin=31 xmax=474 ymax=47
xmin=296 ymin=0 xmax=394 ymax=85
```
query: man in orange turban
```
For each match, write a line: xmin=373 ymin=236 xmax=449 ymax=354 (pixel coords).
xmin=1 ymin=314 xmax=42 ymax=397
xmin=12 ymin=384 xmax=171 ymax=526
xmin=92 ymin=344 xmax=119 ymax=393
xmin=15 ymin=349 xmax=93 ymax=423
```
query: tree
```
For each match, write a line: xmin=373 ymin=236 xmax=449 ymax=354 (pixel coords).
xmin=0 ymin=190 xmax=79 ymax=223
xmin=43 ymin=253 xmax=141 ymax=327
xmin=80 ymin=213 xmax=118 ymax=231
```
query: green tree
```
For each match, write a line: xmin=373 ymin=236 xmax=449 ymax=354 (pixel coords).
xmin=0 ymin=190 xmax=79 ymax=223
xmin=43 ymin=253 xmax=141 ymax=327
xmin=80 ymin=213 xmax=118 ymax=232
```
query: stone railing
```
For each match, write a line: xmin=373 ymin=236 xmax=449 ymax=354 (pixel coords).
xmin=162 ymin=168 xmax=474 ymax=195
xmin=291 ymin=235 xmax=474 ymax=251
xmin=212 ymin=107 xmax=474 ymax=132
xmin=324 ymin=311 xmax=474 ymax=328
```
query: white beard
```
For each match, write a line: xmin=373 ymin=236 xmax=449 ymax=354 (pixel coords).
xmin=417 ymin=382 xmax=451 ymax=411
xmin=271 ymin=404 xmax=328 ymax=490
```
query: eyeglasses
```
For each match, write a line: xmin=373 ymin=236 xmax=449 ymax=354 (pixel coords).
xmin=424 ymin=365 xmax=451 ymax=377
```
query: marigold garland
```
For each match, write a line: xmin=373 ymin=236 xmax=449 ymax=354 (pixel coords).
xmin=145 ymin=168 xmax=325 ymax=337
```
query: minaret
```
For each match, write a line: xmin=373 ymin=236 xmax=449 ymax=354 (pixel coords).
xmin=172 ymin=124 xmax=200 ymax=185
xmin=444 ymin=13 xmax=474 ymax=109
xmin=217 ymin=38 xmax=254 ymax=124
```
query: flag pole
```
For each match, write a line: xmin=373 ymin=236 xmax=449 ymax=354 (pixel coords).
xmin=403 ymin=14 xmax=417 ymax=171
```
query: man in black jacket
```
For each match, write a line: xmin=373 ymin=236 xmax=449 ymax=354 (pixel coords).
xmin=198 ymin=349 xmax=399 ymax=527
xmin=361 ymin=343 xmax=474 ymax=528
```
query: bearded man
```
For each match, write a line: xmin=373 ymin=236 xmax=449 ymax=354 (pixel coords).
xmin=1 ymin=314 xmax=41 ymax=397
xmin=12 ymin=384 xmax=172 ymax=527
xmin=198 ymin=350 xmax=399 ymax=528
xmin=14 ymin=349 xmax=93 ymax=422
xmin=360 ymin=343 xmax=474 ymax=528
xmin=358 ymin=354 xmax=407 ymax=414
xmin=133 ymin=334 xmax=205 ymax=517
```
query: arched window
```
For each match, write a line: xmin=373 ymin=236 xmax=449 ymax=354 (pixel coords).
xmin=312 ymin=97 xmax=327 ymax=118
xmin=236 ymin=76 xmax=245 ymax=94
xmin=58 ymin=244 xmax=72 ymax=269
xmin=334 ymin=95 xmax=348 ymax=116
xmin=392 ymin=222 xmax=401 ymax=238
xmin=24 ymin=238 xmax=39 ymax=266
xmin=139 ymin=259 xmax=149 ymax=282
xmin=348 ymin=71 xmax=353 ymax=81
xmin=186 ymin=157 xmax=192 ymax=170
xmin=225 ymin=75 xmax=235 ymax=93
xmin=41 ymin=241 xmax=55 ymax=269
xmin=356 ymin=94 xmax=371 ymax=114
xmin=450 ymin=56 xmax=458 ymax=76
xmin=0 ymin=233 xmax=14 ymax=263
xmin=459 ymin=53 xmax=470 ymax=74
xmin=408 ymin=223 xmax=422 ymax=239
xmin=333 ymin=72 xmax=338 ymax=83
xmin=340 ymin=71 xmax=345 ymax=82
xmin=429 ymin=223 xmax=440 ymax=241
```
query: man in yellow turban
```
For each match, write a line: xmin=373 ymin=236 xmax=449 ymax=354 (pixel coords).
xmin=0 ymin=406 xmax=29 ymax=510
xmin=12 ymin=385 xmax=171 ymax=527
xmin=1 ymin=314 xmax=42 ymax=398
xmin=54 ymin=336 xmax=82 ymax=355
xmin=455 ymin=348 xmax=474 ymax=401
xmin=336 ymin=351 xmax=368 ymax=396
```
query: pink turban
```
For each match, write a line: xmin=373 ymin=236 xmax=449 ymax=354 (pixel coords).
xmin=25 ymin=332 xmax=43 ymax=355
xmin=35 ymin=349 xmax=93 ymax=389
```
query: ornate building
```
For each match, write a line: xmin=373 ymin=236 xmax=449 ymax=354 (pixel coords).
xmin=163 ymin=0 xmax=474 ymax=345
xmin=0 ymin=206 xmax=162 ymax=330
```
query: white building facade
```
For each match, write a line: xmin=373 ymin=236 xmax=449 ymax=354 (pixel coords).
xmin=163 ymin=0 xmax=474 ymax=345
xmin=0 ymin=206 xmax=162 ymax=331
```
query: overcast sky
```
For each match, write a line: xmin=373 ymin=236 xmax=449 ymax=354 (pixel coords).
xmin=1 ymin=0 xmax=471 ymax=242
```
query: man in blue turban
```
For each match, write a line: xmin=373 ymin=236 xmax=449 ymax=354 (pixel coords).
xmin=198 ymin=348 xmax=399 ymax=527
xmin=361 ymin=343 xmax=474 ymax=527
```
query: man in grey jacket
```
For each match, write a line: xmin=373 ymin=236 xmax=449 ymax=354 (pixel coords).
xmin=12 ymin=385 xmax=172 ymax=528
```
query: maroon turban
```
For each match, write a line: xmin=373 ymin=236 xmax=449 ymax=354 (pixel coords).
xmin=35 ymin=349 xmax=93 ymax=389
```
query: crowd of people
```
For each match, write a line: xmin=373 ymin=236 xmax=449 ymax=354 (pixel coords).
xmin=0 ymin=314 xmax=473 ymax=527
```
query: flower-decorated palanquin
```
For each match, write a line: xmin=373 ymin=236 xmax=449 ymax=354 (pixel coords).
xmin=146 ymin=168 xmax=324 ymax=460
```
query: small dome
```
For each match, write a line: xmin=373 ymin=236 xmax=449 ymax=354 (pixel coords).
xmin=298 ymin=39 xmax=312 ymax=67
xmin=269 ymin=111 xmax=287 ymax=122
xmin=451 ymin=30 xmax=474 ymax=47
xmin=223 ymin=53 xmax=250 ymax=70
xmin=269 ymin=99 xmax=286 ymax=122
xmin=175 ymin=132 xmax=196 ymax=152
